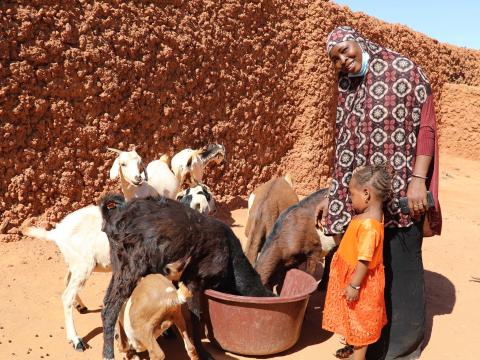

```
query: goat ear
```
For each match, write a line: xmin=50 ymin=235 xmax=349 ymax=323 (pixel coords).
xmin=166 ymin=256 xmax=191 ymax=272
xmin=106 ymin=147 xmax=122 ymax=154
xmin=164 ymin=256 xmax=191 ymax=281
xmin=106 ymin=201 xmax=117 ymax=209
xmin=109 ymin=157 xmax=120 ymax=180
xmin=176 ymin=189 xmax=186 ymax=201
xmin=190 ymin=155 xmax=203 ymax=183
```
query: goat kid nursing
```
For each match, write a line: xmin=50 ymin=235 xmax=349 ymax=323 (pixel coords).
xmin=254 ymin=188 xmax=337 ymax=290
xmin=116 ymin=273 xmax=198 ymax=360
xmin=100 ymin=194 xmax=273 ymax=360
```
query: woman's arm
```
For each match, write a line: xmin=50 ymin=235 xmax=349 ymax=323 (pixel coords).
xmin=407 ymin=95 xmax=436 ymax=217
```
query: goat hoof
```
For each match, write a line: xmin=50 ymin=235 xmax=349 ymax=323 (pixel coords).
xmin=76 ymin=305 xmax=88 ymax=314
xmin=74 ymin=338 xmax=86 ymax=351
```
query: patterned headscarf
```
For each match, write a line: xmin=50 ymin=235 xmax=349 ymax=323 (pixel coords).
xmin=325 ymin=26 xmax=431 ymax=234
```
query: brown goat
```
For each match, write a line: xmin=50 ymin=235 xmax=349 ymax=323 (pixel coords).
xmin=115 ymin=275 xmax=198 ymax=360
xmin=244 ymin=175 xmax=299 ymax=265
xmin=254 ymin=188 xmax=337 ymax=289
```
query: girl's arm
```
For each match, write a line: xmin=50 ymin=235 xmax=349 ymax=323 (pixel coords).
xmin=344 ymin=260 xmax=369 ymax=301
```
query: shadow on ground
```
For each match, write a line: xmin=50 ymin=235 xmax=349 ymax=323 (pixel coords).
xmin=423 ymin=270 xmax=456 ymax=350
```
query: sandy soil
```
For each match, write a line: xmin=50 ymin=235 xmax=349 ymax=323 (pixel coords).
xmin=0 ymin=152 xmax=479 ymax=360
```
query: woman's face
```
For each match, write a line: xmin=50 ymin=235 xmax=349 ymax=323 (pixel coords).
xmin=329 ymin=40 xmax=363 ymax=74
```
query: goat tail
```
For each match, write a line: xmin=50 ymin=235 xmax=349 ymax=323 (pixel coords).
xmin=21 ymin=226 xmax=52 ymax=241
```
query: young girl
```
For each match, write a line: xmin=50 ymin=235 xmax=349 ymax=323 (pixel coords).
xmin=322 ymin=164 xmax=392 ymax=360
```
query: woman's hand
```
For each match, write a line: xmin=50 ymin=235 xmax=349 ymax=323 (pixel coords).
xmin=406 ymin=177 xmax=428 ymax=218
xmin=319 ymin=197 xmax=330 ymax=228
xmin=344 ymin=285 xmax=359 ymax=302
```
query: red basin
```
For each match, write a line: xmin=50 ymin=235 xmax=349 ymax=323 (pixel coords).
xmin=204 ymin=269 xmax=317 ymax=356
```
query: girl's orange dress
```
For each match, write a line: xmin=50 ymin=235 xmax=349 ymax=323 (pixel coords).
xmin=322 ymin=218 xmax=387 ymax=346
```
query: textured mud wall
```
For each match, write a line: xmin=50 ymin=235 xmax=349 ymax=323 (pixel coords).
xmin=438 ymin=84 xmax=480 ymax=160
xmin=1 ymin=0 xmax=480 ymax=240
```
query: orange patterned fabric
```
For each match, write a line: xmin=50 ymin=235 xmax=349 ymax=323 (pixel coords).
xmin=322 ymin=218 xmax=387 ymax=346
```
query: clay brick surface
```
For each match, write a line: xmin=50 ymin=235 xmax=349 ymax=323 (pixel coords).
xmin=1 ymin=0 xmax=479 ymax=240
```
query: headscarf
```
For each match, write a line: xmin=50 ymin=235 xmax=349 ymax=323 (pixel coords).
xmin=325 ymin=26 xmax=433 ymax=234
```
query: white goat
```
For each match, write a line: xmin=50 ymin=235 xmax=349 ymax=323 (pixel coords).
xmin=171 ymin=144 xmax=225 ymax=188
xmin=176 ymin=183 xmax=215 ymax=215
xmin=21 ymin=205 xmax=109 ymax=351
xmin=108 ymin=148 xmax=178 ymax=200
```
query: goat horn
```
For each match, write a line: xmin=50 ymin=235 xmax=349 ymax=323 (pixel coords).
xmin=106 ymin=147 xmax=122 ymax=154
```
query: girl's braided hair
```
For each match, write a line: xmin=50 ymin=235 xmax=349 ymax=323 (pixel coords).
xmin=352 ymin=164 xmax=393 ymax=202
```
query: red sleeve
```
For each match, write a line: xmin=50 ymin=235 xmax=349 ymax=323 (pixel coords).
xmin=416 ymin=95 xmax=436 ymax=156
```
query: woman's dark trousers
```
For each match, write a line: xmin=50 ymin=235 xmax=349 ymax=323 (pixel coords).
xmin=367 ymin=222 xmax=425 ymax=360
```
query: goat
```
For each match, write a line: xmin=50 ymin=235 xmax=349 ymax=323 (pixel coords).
xmin=171 ymin=144 xmax=225 ymax=188
xmin=107 ymin=148 xmax=146 ymax=199
xmin=20 ymin=180 xmax=214 ymax=352
xmin=99 ymin=194 xmax=273 ymax=360
xmin=254 ymin=188 xmax=337 ymax=289
xmin=115 ymin=274 xmax=198 ymax=360
xmin=244 ymin=175 xmax=299 ymax=265
xmin=176 ymin=183 xmax=215 ymax=215
xmin=21 ymin=205 xmax=110 ymax=351
xmin=108 ymin=148 xmax=178 ymax=200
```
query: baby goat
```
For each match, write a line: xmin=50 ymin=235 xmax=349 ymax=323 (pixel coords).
xmin=99 ymin=194 xmax=273 ymax=360
xmin=254 ymin=189 xmax=337 ymax=289
xmin=116 ymin=274 xmax=198 ymax=360
xmin=244 ymin=175 xmax=298 ymax=265
xmin=171 ymin=144 xmax=225 ymax=188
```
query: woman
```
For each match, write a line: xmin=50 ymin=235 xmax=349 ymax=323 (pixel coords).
xmin=323 ymin=26 xmax=442 ymax=360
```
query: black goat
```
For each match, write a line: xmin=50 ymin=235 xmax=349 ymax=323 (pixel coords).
xmin=99 ymin=194 xmax=273 ymax=360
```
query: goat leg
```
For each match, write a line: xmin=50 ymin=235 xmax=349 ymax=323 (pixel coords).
xmin=188 ymin=290 xmax=215 ymax=360
xmin=64 ymin=271 xmax=88 ymax=314
xmin=173 ymin=308 xmax=199 ymax=360
xmin=306 ymin=250 xmax=323 ymax=276
xmin=318 ymin=245 xmax=338 ymax=291
xmin=62 ymin=273 xmax=88 ymax=351
xmin=102 ymin=276 xmax=133 ymax=360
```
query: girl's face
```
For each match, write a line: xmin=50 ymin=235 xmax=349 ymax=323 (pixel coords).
xmin=329 ymin=40 xmax=363 ymax=74
xmin=348 ymin=177 xmax=369 ymax=213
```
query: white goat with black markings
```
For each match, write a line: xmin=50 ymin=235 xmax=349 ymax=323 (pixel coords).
xmin=176 ymin=183 xmax=215 ymax=215
xmin=171 ymin=144 xmax=226 ymax=188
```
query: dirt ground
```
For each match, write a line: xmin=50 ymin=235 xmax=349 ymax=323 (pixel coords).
xmin=0 ymin=152 xmax=479 ymax=360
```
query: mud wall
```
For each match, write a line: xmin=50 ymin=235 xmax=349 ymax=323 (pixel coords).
xmin=438 ymin=84 xmax=480 ymax=159
xmin=1 ymin=0 xmax=480 ymax=240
